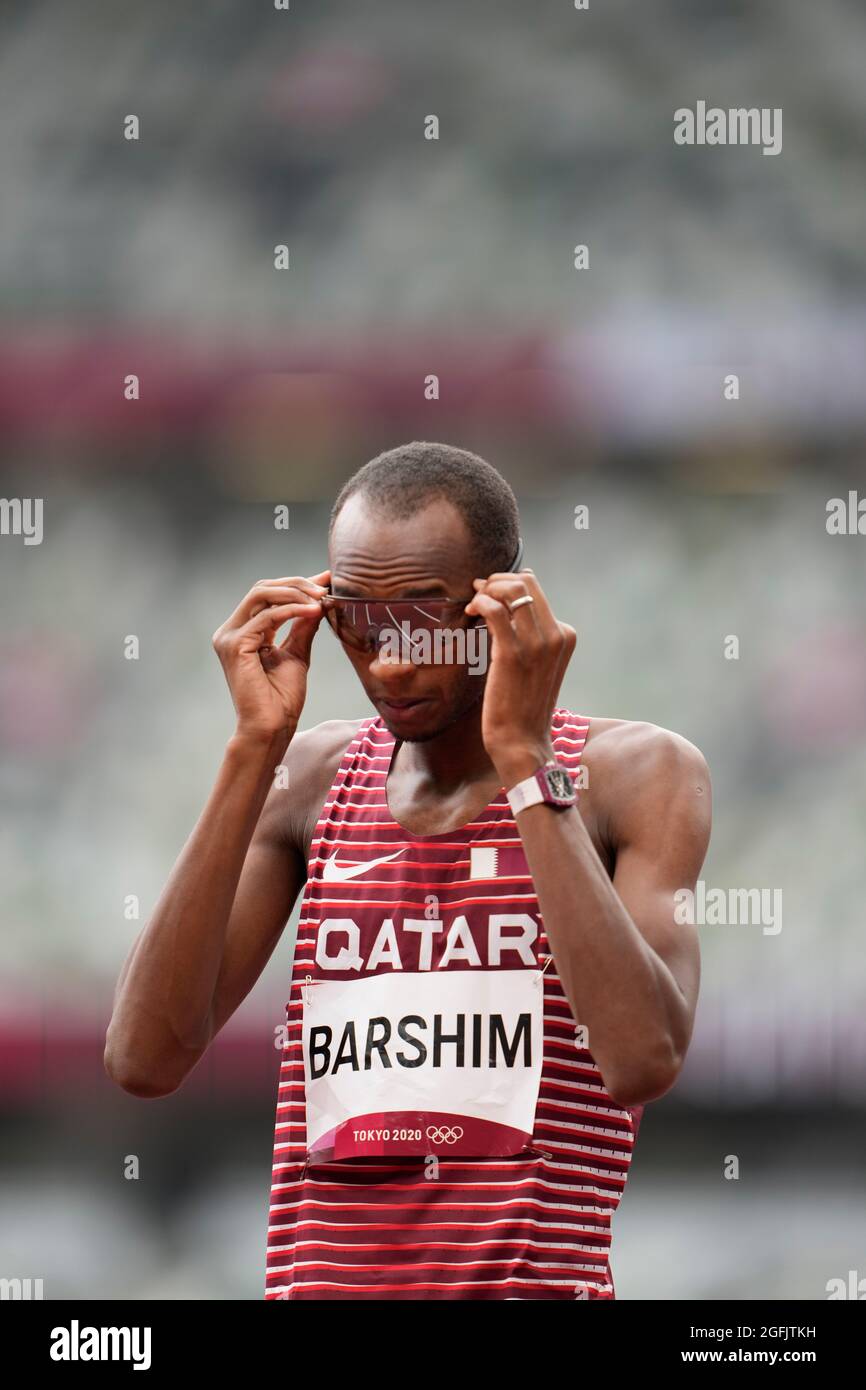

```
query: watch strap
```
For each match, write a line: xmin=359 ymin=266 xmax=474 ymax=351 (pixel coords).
xmin=505 ymin=771 xmax=547 ymax=817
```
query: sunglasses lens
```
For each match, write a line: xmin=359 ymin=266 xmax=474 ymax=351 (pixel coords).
xmin=325 ymin=600 xmax=471 ymax=656
xmin=325 ymin=602 xmax=373 ymax=652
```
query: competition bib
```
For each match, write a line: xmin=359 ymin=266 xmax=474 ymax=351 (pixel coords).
xmin=302 ymin=969 xmax=544 ymax=1160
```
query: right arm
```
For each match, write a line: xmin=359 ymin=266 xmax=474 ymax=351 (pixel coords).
xmin=104 ymin=571 xmax=348 ymax=1097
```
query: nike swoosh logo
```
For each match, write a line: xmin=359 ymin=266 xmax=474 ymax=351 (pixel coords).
xmin=321 ymin=849 xmax=407 ymax=883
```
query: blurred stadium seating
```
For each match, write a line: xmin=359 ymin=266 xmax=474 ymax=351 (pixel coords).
xmin=1 ymin=0 xmax=865 ymax=1298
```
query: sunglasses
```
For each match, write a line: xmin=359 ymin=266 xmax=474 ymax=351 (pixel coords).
xmin=323 ymin=537 xmax=524 ymax=656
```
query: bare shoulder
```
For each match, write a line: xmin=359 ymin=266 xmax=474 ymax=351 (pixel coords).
xmin=259 ymin=717 xmax=366 ymax=857
xmin=583 ymin=716 xmax=710 ymax=785
xmin=580 ymin=716 xmax=711 ymax=849
xmin=287 ymin=717 xmax=366 ymax=783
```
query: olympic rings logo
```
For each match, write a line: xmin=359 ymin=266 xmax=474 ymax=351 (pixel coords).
xmin=425 ymin=1125 xmax=464 ymax=1145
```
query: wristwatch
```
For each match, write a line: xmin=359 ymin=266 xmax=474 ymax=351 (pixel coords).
xmin=506 ymin=760 xmax=578 ymax=816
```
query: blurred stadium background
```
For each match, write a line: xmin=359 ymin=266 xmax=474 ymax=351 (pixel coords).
xmin=1 ymin=0 xmax=865 ymax=1299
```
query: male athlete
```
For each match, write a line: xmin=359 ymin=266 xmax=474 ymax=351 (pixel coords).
xmin=105 ymin=441 xmax=711 ymax=1300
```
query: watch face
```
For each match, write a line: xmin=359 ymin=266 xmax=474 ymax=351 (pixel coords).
xmin=544 ymin=767 xmax=575 ymax=804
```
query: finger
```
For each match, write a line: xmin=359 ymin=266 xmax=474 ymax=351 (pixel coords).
xmin=505 ymin=571 xmax=559 ymax=638
xmin=224 ymin=586 xmax=320 ymax=632
xmin=299 ymin=568 xmax=331 ymax=596
xmin=464 ymin=591 xmax=520 ymax=655
xmin=258 ymin=569 xmax=330 ymax=588
xmin=471 ymin=577 xmax=543 ymax=639
xmin=245 ymin=586 xmax=324 ymax=623
xmin=278 ymin=604 xmax=325 ymax=664
xmin=550 ymin=622 xmax=577 ymax=706
xmin=230 ymin=600 xmax=323 ymax=653
xmin=223 ymin=577 xmax=328 ymax=631
xmin=260 ymin=569 xmax=331 ymax=592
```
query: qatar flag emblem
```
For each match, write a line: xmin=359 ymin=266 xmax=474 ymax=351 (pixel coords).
xmin=469 ymin=845 xmax=530 ymax=880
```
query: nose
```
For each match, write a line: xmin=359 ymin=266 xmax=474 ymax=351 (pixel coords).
xmin=369 ymin=649 xmax=418 ymax=681
xmin=366 ymin=608 xmax=443 ymax=679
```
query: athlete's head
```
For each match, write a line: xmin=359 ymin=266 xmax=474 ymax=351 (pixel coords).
xmin=327 ymin=441 xmax=520 ymax=741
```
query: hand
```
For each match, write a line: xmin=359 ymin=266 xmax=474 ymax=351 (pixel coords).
xmin=212 ymin=571 xmax=329 ymax=741
xmin=464 ymin=569 xmax=576 ymax=784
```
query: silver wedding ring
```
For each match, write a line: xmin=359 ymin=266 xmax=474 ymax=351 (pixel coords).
xmin=508 ymin=594 xmax=535 ymax=613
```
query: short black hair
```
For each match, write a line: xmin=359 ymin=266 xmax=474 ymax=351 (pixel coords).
xmin=330 ymin=441 xmax=520 ymax=574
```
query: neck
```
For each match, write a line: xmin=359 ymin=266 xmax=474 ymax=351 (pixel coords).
xmin=393 ymin=698 xmax=498 ymax=790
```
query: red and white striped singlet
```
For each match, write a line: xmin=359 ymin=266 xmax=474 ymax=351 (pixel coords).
xmin=266 ymin=708 xmax=643 ymax=1299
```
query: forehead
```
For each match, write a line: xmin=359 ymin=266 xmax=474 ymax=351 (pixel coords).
xmin=329 ymin=494 xmax=475 ymax=591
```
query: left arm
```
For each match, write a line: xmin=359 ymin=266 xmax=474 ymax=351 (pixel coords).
xmin=466 ymin=572 xmax=711 ymax=1107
